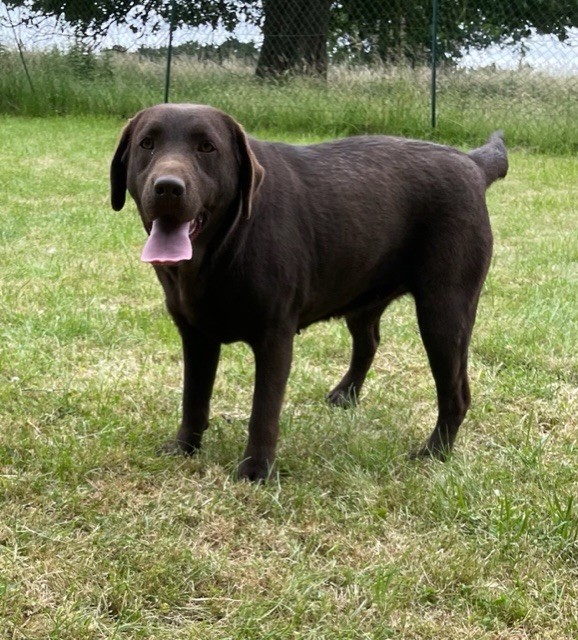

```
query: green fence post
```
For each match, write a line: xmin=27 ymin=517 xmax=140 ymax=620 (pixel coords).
xmin=5 ymin=7 xmax=35 ymax=95
xmin=164 ymin=1 xmax=176 ymax=103
xmin=431 ymin=0 xmax=438 ymax=129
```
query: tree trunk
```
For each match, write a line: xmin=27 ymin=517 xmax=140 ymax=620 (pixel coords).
xmin=256 ymin=0 xmax=331 ymax=79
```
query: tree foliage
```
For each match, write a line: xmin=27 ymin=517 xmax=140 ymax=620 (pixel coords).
xmin=5 ymin=1 xmax=259 ymax=37
xmin=331 ymin=0 xmax=578 ymax=65
xmin=5 ymin=0 xmax=578 ymax=72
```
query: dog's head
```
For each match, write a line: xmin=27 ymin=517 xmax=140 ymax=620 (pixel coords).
xmin=110 ymin=103 xmax=264 ymax=265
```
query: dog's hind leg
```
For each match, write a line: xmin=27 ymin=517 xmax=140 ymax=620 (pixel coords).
xmin=327 ymin=306 xmax=385 ymax=408
xmin=411 ymin=286 xmax=481 ymax=460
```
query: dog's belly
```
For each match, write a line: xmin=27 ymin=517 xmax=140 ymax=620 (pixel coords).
xmin=297 ymin=264 xmax=408 ymax=329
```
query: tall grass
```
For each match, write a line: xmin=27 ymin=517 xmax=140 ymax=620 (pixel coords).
xmin=1 ymin=48 xmax=576 ymax=152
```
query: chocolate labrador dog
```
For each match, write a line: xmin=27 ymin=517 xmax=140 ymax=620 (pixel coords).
xmin=110 ymin=103 xmax=507 ymax=481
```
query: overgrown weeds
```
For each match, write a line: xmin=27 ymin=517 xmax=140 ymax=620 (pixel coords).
xmin=1 ymin=49 xmax=576 ymax=152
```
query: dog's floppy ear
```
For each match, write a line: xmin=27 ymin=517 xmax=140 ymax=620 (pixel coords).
xmin=230 ymin=118 xmax=265 ymax=219
xmin=110 ymin=119 xmax=133 ymax=211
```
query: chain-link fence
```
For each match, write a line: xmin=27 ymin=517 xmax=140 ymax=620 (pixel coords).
xmin=1 ymin=1 xmax=577 ymax=152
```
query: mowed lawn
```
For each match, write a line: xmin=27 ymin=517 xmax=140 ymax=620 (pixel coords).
xmin=1 ymin=116 xmax=577 ymax=639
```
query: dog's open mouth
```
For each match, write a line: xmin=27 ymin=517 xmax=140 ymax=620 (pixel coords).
xmin=141 ymin=212 xmax=206 ymax=265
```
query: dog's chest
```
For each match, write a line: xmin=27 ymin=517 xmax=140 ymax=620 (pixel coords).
xmin=167 ymin=267 xmax=256 ymax=343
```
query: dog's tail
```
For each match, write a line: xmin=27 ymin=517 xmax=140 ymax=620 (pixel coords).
xmin=468 ymin=131 xmax=508 ymax=188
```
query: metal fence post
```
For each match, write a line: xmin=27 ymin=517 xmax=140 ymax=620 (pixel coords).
xmin=431 ymin=0 xmax=439 ymax=129
xmin=5 ymin=6 xmax=35 ymax=95
xmin=164 ymin=1 xmax=176 ymax=103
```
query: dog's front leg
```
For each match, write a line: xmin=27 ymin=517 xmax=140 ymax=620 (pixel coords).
xmin=238 ymin=330 xmax=294 ymax=482
xmin=162 ymin=325 xmax=221 ymax=455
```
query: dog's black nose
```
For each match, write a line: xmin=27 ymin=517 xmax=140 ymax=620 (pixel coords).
xmin=154 ymin=175 xmax=185 ymax=198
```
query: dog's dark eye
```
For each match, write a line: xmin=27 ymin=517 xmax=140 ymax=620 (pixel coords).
xmin=198 ymin=141 xmax=215 ymax=153
xmin=140 ymin=137 xmax=154 ymax=150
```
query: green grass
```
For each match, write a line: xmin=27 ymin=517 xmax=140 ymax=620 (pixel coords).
xmin=0 ymin=49 xmax=577 ymax=153
xmin=1 ymin=116 xmax=577 ymax=639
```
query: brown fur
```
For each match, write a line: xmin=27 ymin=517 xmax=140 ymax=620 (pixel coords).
xmin=111 ymin=103 xmax=507 ymax=481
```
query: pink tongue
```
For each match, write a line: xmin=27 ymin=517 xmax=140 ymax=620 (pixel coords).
xmin=141 ymin=219 xmax=192 ymax=265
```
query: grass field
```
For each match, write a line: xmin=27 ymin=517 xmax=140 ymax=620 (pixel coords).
xmin=1 ymin=50 xmax=577 ymax=153
xmin=1 ymin=116 xmax=577 ymax=639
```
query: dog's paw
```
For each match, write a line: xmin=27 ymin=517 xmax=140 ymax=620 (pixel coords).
xmin=326 ymin=385 xmax=359 ymax=408
xmin=409 ymin=442 xmax=451 ymax=462
xmin=236 ymin=457 xmax=274 ymax=483
xmin=157 ymin=438 xmax=199 ymax=457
